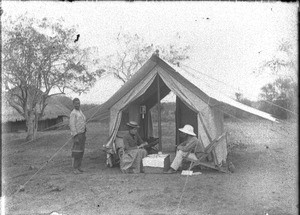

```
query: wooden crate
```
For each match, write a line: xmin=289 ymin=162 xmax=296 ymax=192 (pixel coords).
xmin=143 ymin=154 xmax=170 ymax=174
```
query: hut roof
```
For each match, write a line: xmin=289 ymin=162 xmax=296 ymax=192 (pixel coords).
xmin=2 ymin=96 xmax=70 ymax=123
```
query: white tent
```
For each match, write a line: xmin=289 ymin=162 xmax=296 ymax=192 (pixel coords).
xmin=95 ymin=54 xmax=277 ymax=167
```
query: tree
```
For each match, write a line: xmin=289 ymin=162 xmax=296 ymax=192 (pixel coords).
xmin=259 ymin=77 xmax=297 ymax=119
xmin=256 ymin=39 xmax=297 ymax=80
xmin=255 ymin=39 xmax=298 ymax=119
xmin=235 ymin=92 xmax=242 ymax=102
xmin=99 ymin=32 xmax=191 ymax=83
xmin=260 ymin=83 xmax=278 ymax=101
xmin=2 ymin=15 xmax=99 ymax=140
xmin=230 ymin=93 xmax=253 ymax=119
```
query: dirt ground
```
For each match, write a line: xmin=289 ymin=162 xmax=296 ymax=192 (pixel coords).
xmin=2 ymin=120 xmax=298 ymax=215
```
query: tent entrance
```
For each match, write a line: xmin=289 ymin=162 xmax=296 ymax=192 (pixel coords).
xmin=117 ymin=75 xmax=170 ymax=141
xmin=175 ymin=96 xmax=198 ymax=146
xmin=117 ymin=76 xmax=200 ymax=154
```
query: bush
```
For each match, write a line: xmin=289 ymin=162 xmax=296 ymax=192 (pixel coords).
xmin=258 ymin=99 xmax=289 ymax=119
xmin=223 ymin=98 xmax=254 ymax=119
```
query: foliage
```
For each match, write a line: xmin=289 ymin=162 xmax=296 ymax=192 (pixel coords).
xmin=258 ymin=77 xmax=297 ymax=119
xmin=99 ymin=32 xmax=191 ymax=83
xmin=255 ymin=39 xmax=297 ymax=80
xmin=2 ymin=15 xmax=99 ymax=140
xmin=254 ymin=39 xmax=298 ymax=120
xmin=223 ymin=93 xmax=254 ymax=119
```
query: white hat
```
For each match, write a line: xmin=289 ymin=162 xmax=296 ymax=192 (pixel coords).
xmin=178 ymin=124 xmax=196 ymax=136
xmin=126 ymin=121 xmax=140 ymax=128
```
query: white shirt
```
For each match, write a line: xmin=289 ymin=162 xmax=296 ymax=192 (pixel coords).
xmin=69 ymin=109 xmax=86 ymax=137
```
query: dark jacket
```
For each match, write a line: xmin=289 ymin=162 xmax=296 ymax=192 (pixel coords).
xmin=123 ymin=132 xmax=143 ymax=151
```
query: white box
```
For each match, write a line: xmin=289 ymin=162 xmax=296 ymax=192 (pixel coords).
xmin=143 ymin=154 xmax=170 ymax=173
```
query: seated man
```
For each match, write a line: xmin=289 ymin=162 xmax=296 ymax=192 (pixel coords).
xmin=120 ymin=121 xmax=148 ymax=173
xmin=164 ymin=124 xmax=205 ymax=174
xmin=143 ymin=137 xmax=159 ymax=154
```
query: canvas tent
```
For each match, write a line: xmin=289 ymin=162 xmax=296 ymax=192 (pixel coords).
xmin=96 ymin=54 xmax=277 ymax=167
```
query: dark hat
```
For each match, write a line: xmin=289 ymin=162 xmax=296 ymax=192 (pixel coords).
xmin=126 ymin=121 xmax=140 ymax=128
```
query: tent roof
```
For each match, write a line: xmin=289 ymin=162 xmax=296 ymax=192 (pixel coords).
xmin=93 ymin=54 xmax=277 ymax=122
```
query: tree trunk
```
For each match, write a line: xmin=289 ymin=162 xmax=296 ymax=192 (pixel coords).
xmin=26 ymin=110 xmax=38 ymax=141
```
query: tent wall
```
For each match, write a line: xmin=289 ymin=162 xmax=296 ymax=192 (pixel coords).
xmin=117 ymin=96 xmax=154 ymax=140
xmin=106 ymin=70 xmax=157 ymax=149
xmin=197 ymin=106 xmax=227 ymax=164
xmin=158 ymin=65 xmax=227 ymax=165
xmin=128 ymin=103 xmax=146 ymax=139
xmin=212 ymin=107 xmax=227 ymax=164
xmin=158 ymin=65 xmax=210 ymax=147
xmin=118 ymin=103 xmax=140 ymax=130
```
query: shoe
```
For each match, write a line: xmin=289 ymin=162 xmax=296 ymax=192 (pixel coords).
xmin=73 ymin=169 xmax=83 ymax=174
xmin=164 ymin=168 xmax=177 ymax=174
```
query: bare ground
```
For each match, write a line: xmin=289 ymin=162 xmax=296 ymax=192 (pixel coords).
xmin=2 ymin=120 xmax=298 ymax=215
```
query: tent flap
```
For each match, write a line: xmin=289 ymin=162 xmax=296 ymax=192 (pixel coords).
xmin=105 ymin=70 xmax=158 ymax=149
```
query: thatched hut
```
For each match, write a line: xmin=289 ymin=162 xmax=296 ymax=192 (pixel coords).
xmin=2 ymin=96 xmax=70 ymax=133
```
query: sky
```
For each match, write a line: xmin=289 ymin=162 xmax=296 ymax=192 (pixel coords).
xmin=2 ymin=1 xmax=298 ymax=104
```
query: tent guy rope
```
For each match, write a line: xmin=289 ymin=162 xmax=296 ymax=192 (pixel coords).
xmin=7 ymin=102 xmax=103 ymax=145
xmin=10 ymin=100 xmax=105 ymax=197
xmin=175 ymin=174 xmax=191 ymax=215
xmin=180 ymin=63 xmax=298 ymax=116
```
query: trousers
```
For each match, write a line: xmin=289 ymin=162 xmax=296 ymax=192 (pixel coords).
xmin=72 ymin=154 xmax=83 ymax=169
xmin=170 ymin=150 xmax=198 ymax=171
xmin=71 ymin=132 xmax=86 ymax=169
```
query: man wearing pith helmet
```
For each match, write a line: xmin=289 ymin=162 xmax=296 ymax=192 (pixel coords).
xmin=165 ymin=124 xmax=205 ymax=174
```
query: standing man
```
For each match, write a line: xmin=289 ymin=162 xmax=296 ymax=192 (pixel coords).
xmin=70 ymin=98 xmax=87 ymax=174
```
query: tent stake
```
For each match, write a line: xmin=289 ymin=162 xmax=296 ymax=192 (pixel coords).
xmin=157 ymin=76 xmax=162 ymax=151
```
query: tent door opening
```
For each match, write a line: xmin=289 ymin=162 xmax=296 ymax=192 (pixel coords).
xmin=175 ymin=96 xmax=198 ymax=146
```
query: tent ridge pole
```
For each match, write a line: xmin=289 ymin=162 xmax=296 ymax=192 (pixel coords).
xmin=157 ymin=75 xmax=162 ymax=151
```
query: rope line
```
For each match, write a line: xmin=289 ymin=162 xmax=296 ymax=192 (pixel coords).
xmin=18 ymin=122 xmax=69 ymax=147
xmin=6 ymin=121 xmax=68 ymax=147
xmin=8 ymin=62 xmax=293 ymax=199
xmin=7 ymin=102 xmax=104 ymax=145
xmin=11 ymin=136 xmax=72 ymax=196
xmin=179 ymin=66 xmax=242 ymax=101
xmin=174 ymin=70 xmax=291 ymax=139
xmin=11 ymin=101 xmax=106 ymax=197
xmin=176 ymin=174 xmax=190 ymax=215
xmin=174 ymin=105 xmax=291 ymax=215
xmin=180 ymin=63 xmax=298 ymax=116
xmin=212 ymin=104 xmax=290 ymax=139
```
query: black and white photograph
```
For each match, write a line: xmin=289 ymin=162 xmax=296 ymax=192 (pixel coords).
xmin=1 ymin=1 xmax=298 ymax=215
